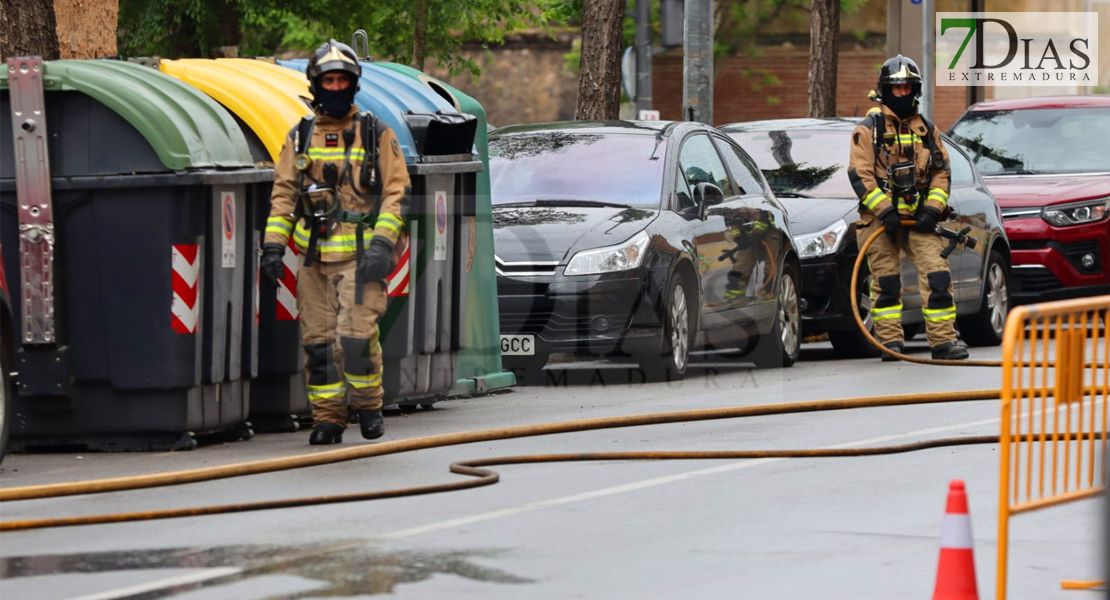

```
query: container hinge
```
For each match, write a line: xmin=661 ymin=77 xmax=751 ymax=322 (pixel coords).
xmin=7 ymin=56 xmax=58 ymax=346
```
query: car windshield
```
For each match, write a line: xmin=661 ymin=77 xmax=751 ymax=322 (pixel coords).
xmin=727 ymin=130 xmax=854 ymax=198
xmin=489 ymin=132 xmax=666 ymax=208
xmin=949 ymin=107 xmax=1110 ymax=175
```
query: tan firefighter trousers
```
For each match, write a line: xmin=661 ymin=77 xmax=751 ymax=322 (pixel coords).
xmin=857 ymin=218 xmax=958 ymax=348
xmin=297 ymin=255 xmax=387 ymax=426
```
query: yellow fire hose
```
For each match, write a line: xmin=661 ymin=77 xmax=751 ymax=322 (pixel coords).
xmin=0 ymin=220 xmax=1092 ymax=532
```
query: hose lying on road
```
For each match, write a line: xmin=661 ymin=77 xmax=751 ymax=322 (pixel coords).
xmin=1 ymin=387 xmax=1100 ymax=532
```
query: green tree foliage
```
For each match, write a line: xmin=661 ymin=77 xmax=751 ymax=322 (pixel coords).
xmin=118 ymin=0 xmax=543 ymax=78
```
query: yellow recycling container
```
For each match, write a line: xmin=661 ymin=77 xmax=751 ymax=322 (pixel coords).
xmin=161 ymin=58 xmax=310 ymax=163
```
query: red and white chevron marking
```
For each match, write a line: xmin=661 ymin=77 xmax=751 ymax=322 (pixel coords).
xmin=387 ymin=242 xmax=410 ymax=297
xmin=171 ymin=244 xmax=200 ymax=334
xmin=275 ymin=238 xmax=300 ymax=321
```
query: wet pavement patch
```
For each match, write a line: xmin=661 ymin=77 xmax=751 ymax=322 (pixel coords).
xmin=1 ymin=543 xmax=533 ymax=597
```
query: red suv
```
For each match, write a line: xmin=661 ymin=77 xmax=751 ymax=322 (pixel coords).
xmin=949 ymin=96 xmax=1110 ymax=303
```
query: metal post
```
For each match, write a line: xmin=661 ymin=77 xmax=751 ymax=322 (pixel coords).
xmin=921 ymin=0 xmax=935 ymax=121
xmin=683 ymin=0 xmax=713 ymax=124
xmin=635 ymin=0 xmax=653 ymax=114
xmin=7 ymin=57 xmax=57 ymax=346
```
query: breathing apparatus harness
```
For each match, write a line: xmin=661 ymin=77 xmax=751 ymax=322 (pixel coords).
xmin=292 ymin=112 xmax=388 ymax=303
xmin=866 ymin=111 xmax=948 ymax=219
xmin=865 ymin=111 xmax=977 ymax=256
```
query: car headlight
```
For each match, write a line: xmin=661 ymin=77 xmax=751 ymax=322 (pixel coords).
xmin=564 ymin=231 xmax=650 ymax=276
xmin=793 ymin=219 xmax=848 ymax=259
xmin=1042 ymin=199 xmax=1109 ymax=227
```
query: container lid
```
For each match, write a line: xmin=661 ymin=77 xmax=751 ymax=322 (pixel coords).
xmin=277 ymin=59 xmax=458 ymax=161
xmin=161 ymin=58 xmax=313 ymax=162
xmin=1 ymin=60 xmax=255 ymax=171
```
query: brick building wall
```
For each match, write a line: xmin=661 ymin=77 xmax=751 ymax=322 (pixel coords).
xmin=652 ymin=46 xmax=969 ymax=131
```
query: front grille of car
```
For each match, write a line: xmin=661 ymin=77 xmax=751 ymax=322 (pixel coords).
xmin=498 ymin=299 xmax=631 ymax=336
xmin=1012 ymin=266 xmax=1064 ymax=294
xmin=1010 ymin=240 xmax=1047 ymax=251
xmin=495 ymin=255 xmax=560 ymax=276
xmin=1001 ymin=207 xmax=1043 ymax=220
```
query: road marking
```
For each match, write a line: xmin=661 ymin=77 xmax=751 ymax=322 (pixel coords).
xmin=62 ymin=568 xmax=240 ymax=600
xmin=374 ymin=413 xmax=1005 ymax=540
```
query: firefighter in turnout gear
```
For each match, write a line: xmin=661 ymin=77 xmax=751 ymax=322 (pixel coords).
xmin=260 ymin=40 xmax=411 ymax=444
xmin=847 ymin=55 xmax=969 ymax=361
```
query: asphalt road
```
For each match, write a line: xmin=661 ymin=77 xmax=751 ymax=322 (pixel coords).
xmin=0 ymin=341 xmax=1105 ymax=600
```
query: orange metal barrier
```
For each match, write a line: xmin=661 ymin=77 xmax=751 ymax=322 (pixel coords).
xmin=997 ymin=295 xmax=1109 ymax=600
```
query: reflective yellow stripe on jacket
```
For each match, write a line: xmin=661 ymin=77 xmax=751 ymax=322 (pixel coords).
xmin=293 ymin=222 xmax=376 ymax=253
xmin=266 ymin=216 xmax=294 ymax=239
xmin=863 ymin=188 xmax=889 ymax=211
xmin=375 ymin=213 xmax=405 ymax=235
xmin=927 ymin=188 xmax=949 ymax=208
xmin=306 ymin=147 xmax=368 ymax=162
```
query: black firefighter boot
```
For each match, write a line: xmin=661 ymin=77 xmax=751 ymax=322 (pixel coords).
xmin=931 ymin=341 xmax=970 ymax=360
xmin=880 ymin=341 xmax=905 ymax=362
xmin=357 ymin=409 xmax=385 ymax=440
xmin=309 ymin=422 xmax=345 ymax=445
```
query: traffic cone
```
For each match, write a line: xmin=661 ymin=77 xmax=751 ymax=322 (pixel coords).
xmin=932 ymin=479 xmax=980 ymax=600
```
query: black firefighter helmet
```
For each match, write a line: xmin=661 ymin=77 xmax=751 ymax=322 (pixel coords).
xmin=306 ymin=39 xmax=362 ymax=97
xmin=876 ymin=54 xmax=922 ymax=103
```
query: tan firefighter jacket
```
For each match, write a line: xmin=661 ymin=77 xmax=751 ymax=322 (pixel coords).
xmin=848 ymin=104 xmax=951 ymax=219
xmin=265 ymin=106 xmax=410 ymax=262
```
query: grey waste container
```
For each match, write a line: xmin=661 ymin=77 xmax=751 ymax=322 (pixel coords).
xmin=0 ymin=58 xmax=270 ymax=451
xmin=379 ymin=111 xmax=480 ymax=407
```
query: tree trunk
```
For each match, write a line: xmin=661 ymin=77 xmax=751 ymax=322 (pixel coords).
xmin=807 ymin=0 xmax=840 ymax=118
xmin=412 ymin=0 xmax=430 ymax=71
xmin=215 ymin=0 xmax=240 ymax=57
xmin=575 ymin=0 xmax=624 ymax=121
xmin=0 ymin=0 xmax=60 ymax=60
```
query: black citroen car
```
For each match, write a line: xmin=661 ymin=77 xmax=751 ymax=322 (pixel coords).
xmin=490 ymin=121 xmax=801 ymax=382
xmin=722 ymin=118 xmax=1011 ymax=357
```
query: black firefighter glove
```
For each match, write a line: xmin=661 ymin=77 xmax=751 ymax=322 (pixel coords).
xmin=877 ymin=206 xmax=902 ymax=244
xmin=260 ymin=243 xmax=286 ymax=288
xmin=359 ymin=236 xmax=396 ymax=284
xmin=913 ymin=206 xmax=942 ymax=234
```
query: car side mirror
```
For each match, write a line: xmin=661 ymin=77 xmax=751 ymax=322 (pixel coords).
xmin=694 ymin=182 xmax=725 ymax=220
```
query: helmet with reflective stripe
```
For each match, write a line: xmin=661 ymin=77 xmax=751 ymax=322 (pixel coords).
xmin=307 ymin=39 xmax=362 ymax=96
xmin=876 ymin=54 xmax=922 ymax=101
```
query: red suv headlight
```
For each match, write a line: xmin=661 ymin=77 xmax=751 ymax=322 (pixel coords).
xmin=1042 ymin=198 xmax=1109 ymax=227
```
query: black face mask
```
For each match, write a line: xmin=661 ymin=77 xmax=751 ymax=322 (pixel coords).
xmin=315 ymin=87 xmax=356 ymax=118
xmin=883 ymin=94 xmax=917 ymax=120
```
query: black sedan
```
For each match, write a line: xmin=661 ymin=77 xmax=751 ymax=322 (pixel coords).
xmin=490 ymin=121 xmax=801 ymax=382
xmin=721 ymin=118 xmax=1011 ymax=357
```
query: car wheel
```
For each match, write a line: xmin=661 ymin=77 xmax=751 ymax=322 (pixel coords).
xmin=637 ymin=272 xmax=692 ymax=381
xmin=750 ymin=267 xmax=801 ymax=369
xmin=827 ymin=272 xmax=881 ymax=358
xmin=958 ymin=250 xmax=1010 ymax=347
xmin=0 ymin=342 xmax=10 ymax=465
xmin=504 ymin=353 xmax=550 ymax=386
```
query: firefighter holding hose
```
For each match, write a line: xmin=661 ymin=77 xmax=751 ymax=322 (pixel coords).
xmin=260 ymin=40 xmax=411 ymax=444
xmin=847 ymin=55 xmax=969 ymax=361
